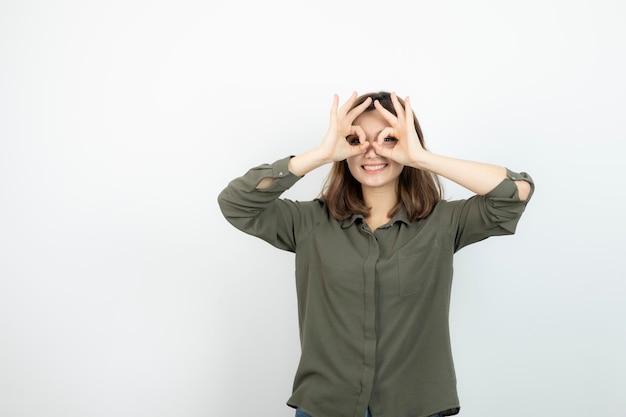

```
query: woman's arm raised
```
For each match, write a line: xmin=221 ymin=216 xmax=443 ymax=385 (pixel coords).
xmin=257 ymin=92 xmax=372 ymax=189
xmin=371 ymin=93 xmax=532 ymax=201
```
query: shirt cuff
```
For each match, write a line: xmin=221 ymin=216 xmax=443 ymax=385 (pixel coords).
xmin=266 ymin=156 xmax=301 ymax=190
xmin=486 ymin=169 xmax=535 ymax=201
xmin=506 ymin=168 xmax=532 ymax=183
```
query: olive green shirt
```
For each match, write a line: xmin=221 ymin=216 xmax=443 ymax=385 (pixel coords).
xmin=218 ymin=156 xmax=534 ymax=417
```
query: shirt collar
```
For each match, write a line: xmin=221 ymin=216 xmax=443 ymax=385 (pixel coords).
xmin=340 ymin=207 xmax=412 ymax=229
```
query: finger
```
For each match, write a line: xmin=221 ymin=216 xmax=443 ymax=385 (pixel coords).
xmin=328 ymin=94 xmax=339 ymax=126
xmin=337 ymin=91 xmax=358 ymax=116
xmin=330 ymin=94 xmax=339 ymax=114
xmin=404 ymin=96 xmax=412 ymax=122
xmin=390 ymin=92 xmax=406 ymax=123
xmin=376 ymin=127 xmax=396 ymax=145
xmin=371 ymin=141 xmax=392 ymax=158
xmin=344 ymin=125 xmax=368 ymax=155
xmin=374 ymin=99 xmax=398 ymax=125
xmin=345 ymin=97 xmax=372 ymax=123
xmin=345 ymin=129 xmax=369 ymax=156
xmin=350 ymin=141 xmax=370 ymax=156
xmin=351 ymin=125 xmax=367 ymax=144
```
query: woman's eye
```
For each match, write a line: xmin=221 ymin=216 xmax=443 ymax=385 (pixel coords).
xmin=383 ymin=137 xmax=398 ymax=146
xmin=346 ymin=135 xmax=361 ymax=146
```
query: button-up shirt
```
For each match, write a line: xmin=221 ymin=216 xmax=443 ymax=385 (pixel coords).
xmin=218 ymin=156 xmax=534 ymax=417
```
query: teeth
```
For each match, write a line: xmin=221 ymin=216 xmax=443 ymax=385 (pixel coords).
xmin=363 ymin=165 xmax=386 ymax=171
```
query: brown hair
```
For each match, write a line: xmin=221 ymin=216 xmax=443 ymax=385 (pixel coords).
xmin=320 ymin=91 xmax=443 ymax=222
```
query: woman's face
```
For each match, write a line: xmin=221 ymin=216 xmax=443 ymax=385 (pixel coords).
xmin=346 ymin=110 xmax=404 ymax=191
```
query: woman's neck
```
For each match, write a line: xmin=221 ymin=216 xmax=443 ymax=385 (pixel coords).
xmin=362 ymin=184 xmax=398 ymax=230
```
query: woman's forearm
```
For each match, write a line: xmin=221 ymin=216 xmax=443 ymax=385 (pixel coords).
xmin=413 ymin=152 xmax=531 ymax=200
xmin=288 ymin=148 xmax=331 ymax=177
xmin=256 ymin=149 xmax=329 ymax=189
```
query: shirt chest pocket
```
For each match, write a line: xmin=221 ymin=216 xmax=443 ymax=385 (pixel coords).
xmin=396 ymin=239 xmax=440 ymax=297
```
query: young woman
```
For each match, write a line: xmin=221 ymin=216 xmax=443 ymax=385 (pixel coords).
xmin=218 ymin=91 xmax=534 ymax=417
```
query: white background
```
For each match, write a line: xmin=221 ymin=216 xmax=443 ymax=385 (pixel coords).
xmin=1 ymin=0 xmax=625 ymax=416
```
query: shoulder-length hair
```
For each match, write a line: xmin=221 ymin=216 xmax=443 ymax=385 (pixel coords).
xmin=320 ymin=91 xmax=443 ymax=222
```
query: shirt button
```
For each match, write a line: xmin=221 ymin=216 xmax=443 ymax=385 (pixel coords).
xmin=278 ymin=171 xmax=284 ymax=176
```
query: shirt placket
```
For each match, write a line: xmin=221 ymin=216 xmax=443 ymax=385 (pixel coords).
xmin=355 ymin=224 xmax=379 ymax=416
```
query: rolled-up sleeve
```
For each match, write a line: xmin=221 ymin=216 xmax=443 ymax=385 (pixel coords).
xmin=452 ymin=169 xmax=534 ymax=251
xmin=217 ymin=157 xmax=317 ymax=252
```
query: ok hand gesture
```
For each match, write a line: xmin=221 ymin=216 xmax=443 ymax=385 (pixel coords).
xmin=371 ymin=92 xmax=427 ymax=168
xmin=317 ymin=92 xmax=373 ymax=163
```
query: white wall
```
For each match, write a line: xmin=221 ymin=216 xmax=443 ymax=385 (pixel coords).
xmin=1 ymin=1 xmax=624 ymax=416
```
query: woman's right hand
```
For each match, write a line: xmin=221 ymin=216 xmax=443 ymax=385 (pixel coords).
xmin=286 ymin=93 xmax=372 ymax=178
xmin=316 ymin=92 xmax=372 ymax=163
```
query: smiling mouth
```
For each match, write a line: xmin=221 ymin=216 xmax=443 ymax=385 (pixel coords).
xmin=362 ymin=164 xmax=387 ymax=173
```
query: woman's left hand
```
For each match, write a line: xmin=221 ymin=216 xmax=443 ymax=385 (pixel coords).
xmin=371 ymin=93 xmax=428 ymax=168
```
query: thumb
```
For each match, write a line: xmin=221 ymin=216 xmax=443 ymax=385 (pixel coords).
xmin=371 ymin=141 xmax=393 ymax=159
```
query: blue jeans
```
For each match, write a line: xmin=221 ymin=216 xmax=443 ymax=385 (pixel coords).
xmin=295 ymin=408 xmax=442 ymax=417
